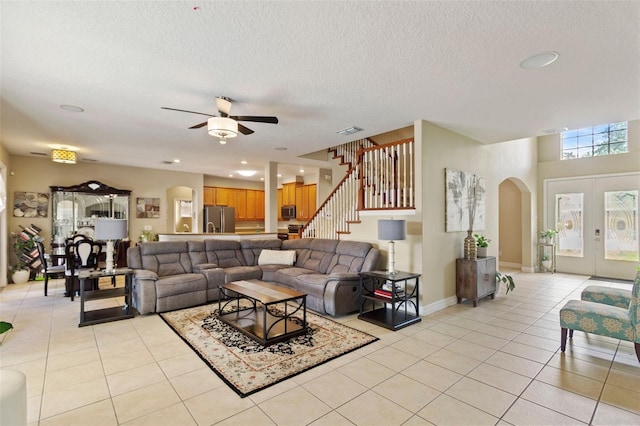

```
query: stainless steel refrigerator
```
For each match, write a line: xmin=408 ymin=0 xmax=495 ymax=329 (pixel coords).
xmin=203 ymin=206 xmax=235 ymax=233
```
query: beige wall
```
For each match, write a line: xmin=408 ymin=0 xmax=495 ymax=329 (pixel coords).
xmin=499 ymin=179 xmax=523 ymax=265
xmin=1 ymin=143 xmax=10 ymax=286
xmin=6 ymin=156 xmax=203 ymax=250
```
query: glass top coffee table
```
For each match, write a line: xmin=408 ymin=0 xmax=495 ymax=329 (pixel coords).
xmin=218 ymin=279 xmax=309 ymax=346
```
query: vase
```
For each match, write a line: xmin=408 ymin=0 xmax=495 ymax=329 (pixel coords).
xmin=464 ymin=230 xmax=477 ymax=260
xmin=12 ymin=269 xmax=30 ymax=284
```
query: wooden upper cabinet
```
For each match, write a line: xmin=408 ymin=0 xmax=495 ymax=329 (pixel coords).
xmin=256 ymin=190 xmax=265 ymax=220
xmin=214 ymin=187 xmax=234 ymax=206
xmin=235 ymin=189 xmax=247 ymax=220
xmin=203 ymin=187 xmax=215 ymax=205
xmin=246 ymin=190 xmax=258 ymax=220
xmin=282 ymin=182 xmax=299 ymax=206
xmin=296 ymin=184 xmax=317 ymax=220
xmin=277 ymin=189 xmax=283 ymax=220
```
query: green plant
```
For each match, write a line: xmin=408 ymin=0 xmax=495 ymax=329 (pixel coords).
xmin=139 ymin=229 xmax=155 ymax=242
xmin=540 ymin=229 xmax=558 ymax=239
xmin=0 ymin=321 xmax=13 ymax=335
xmin=473 ymin=233 xmax=491 ymax=248
xmin=496 ymin=271 xmax=515 ymax=294
xmin=11 ymin=232 xmax=35 ymax=270
xmin=542 ymin=253 xmax=551 ymax=261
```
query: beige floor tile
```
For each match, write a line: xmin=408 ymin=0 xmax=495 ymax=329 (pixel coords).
xmin=336 ymin=390 xmax=413 ymax=426
xmin=513 ymin=332 xmax=560 ymax=352
xmin=43 ymin=360 xmax=105 ymax=393
xmin=302 ymin=370 xmax=366 ymax=408
xmin=217 ymin=406 xmax=276 ymax=425
xmin=411 ymin=328 xmax=458 ymax=347
xmin=40 ymin=376 xmax=111 ymax=419
xmin=366 ymin=345 xmax=421 ymax=372
xmin=548 ymin=352 xmax=611 ymax=381
xmin=500 ymin=341 xmax=556 ymax=364
xmin=417 ymin=394 xmax=499 ymax=426
xmin=308 ymin=411 xmax=353 ymax=426
xmin=502 ymin=398 xmax=587 ymax=425
xmin=249 ymin=375 xmax=300 ymax=405
xmin=390 ymin=336 xmax=441 ymax=358
xmin=606 ymin=367 xmax=640 ymax=393
xmin=106 ymin=362 xmax=167 ymax=396
xmin=460 ymin=330 xmax=509 ymax=350
xmin=169 ymin=366 xmax=225 ymax=400
xmin=485 ymin=351 xmax=545 ymax=378
xmin=373 ymin=373 xmax=441 ymax=412
xmin=476 ymin=323 xmax=520 ymax=340
xmin=120 ymin=402 xmax=197 ymax=426
xmin=600 ymin=383 xmax=640 ymax=414
xmin=592 ymin=402 xmax=640 ymax=425
xmin=408 ymin=360 xmax=463 ymax=392
xmin=260 ymin=387 xmax=331 ymax=426
xmin=184 ymin=385 xmax=254 ymax=425
xmin=112 ymin=381 xmax=181 ymax=424
xmin=337 ymin=356 xmax=396 ymax=388
xmin=467 ymin=362 xmax=532 ymax=395
xmin=521 ymin=380 xmax=597 ymax=423
xmin=402 ymin=414 xmax=436 ymax=425
xmin=444 ymin=339 xmax=497 ymax=361
xmin=428 ymin=321 xmax=472 ymax=338
xmin=536 ymin=365 xmax=604 ymax=399
xmin=38 ymin=399 xmax=117 ymax=426
xmin=423 ymin=348 xmax=482 ymax=375
xmin=157 ymin=351 xmax=206 ymax=378
xmin=445 ymin=377 xmax=517 ymax=417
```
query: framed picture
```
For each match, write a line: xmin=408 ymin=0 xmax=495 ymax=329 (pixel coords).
xmin=13 ymin=191 xmax=49 ymax=218
xmin=444 ymin=169 xmax=486 ymax=232
xmin=136 ymin=197 xmax=161 ymax=218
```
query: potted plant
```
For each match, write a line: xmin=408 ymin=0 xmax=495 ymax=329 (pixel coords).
xmin=539 ymin=229 xmax=557 ymax=244
xmin=10 ymin=232 xmax=35 ymax=284
xmin=541 ymin=253 xmax=552 ymax=270
xmin=139 ymin=229 xmax=155 ymax=243
xmin=473 ymin=233 xmax=491 ymax=257
xmin=496 ymin=271 xmax=515 ymax=294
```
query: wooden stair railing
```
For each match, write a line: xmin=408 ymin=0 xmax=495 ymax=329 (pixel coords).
xmin=302 ymin=137 xmax=415 ymax=239
xmin=327 ymin=138 xmax=377 ymax=169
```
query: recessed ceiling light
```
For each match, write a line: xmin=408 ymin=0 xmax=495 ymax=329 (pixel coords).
xmin=275 ymin=147 xmax=287 ymax=151
xmin=260 ymin=177 xmax=264 ymax=181
xmin=228 ymin=174 xmax=234 ymax=177
xmin=277 ymin=174 xmax=282 ymax=177
xmin=336 ymin=126 xmax=363 ymax=136
xmin=241 ymin=160 xmax=247 ymax=165
xmin=237 ymin=170 xmax=257 ymax=177
xmin=174 ymin=159 xmax=181 ymax=163
xmin=520 ymin=51 xmax=559 ymax=69
xmin=60 ymin=104 xmax=84 ymax=112
xmin=299 ymin=169 xmax=304 ymax=173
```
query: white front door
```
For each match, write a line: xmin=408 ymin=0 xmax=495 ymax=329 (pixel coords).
xmin=545 ymin=173 xmax=640 ymax=280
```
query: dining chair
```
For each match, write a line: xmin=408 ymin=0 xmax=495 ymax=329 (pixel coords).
xmin=65 ymin=237 xmax=102 ymax=300
xmin=35 ymin=241 xmax=66 ymax=296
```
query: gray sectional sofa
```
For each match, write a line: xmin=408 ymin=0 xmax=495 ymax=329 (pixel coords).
xmin=126 ymin=238 xmax=380 ymax=316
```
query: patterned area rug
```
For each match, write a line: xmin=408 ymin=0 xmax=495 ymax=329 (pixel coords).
xmin=160 ymin=303 xmax=378 ymax=397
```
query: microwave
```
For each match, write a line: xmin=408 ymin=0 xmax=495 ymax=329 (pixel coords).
xmin=281 ymin=205 xmax=296 ymax=220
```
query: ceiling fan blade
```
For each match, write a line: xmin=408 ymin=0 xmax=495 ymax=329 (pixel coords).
xmin=216 ymin=97 xmax=232 ymax=116
xmin=189 ymin=121 xmax=208 ymax=129
xmin=238 ymin=123 xmax=255 ymax=135
xmin=161 ymin=107 xmax=215 ymax=118
xmin=230 ymin=115 xmax=279 ymax=124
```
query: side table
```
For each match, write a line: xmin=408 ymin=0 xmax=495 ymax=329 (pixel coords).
xmin=358 ymin=270 xmax=421 ymax=330
xmin=455 ymin=257 xmax=496 ymax=307
xmin=78 ymin=268 xmax=134 ymax=327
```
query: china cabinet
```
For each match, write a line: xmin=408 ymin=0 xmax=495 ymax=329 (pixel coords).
xmin=50 ymin=181 xmax=131 ymax=243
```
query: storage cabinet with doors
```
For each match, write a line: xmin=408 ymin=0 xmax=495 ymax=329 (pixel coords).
xmin=203 ymin=187 xmax=216 ymax=205
xmin=296 ymin=184 xmax=317 ymax=221
xmin=203 ymin=186 xmax=266 ymax=222
xmin=455 ymin=256 xmax=496 ymax=307
xmin=282 ymin=182 xmax=300 ymax=206
xmin=277 ymin=189 xmax=283 ymax=220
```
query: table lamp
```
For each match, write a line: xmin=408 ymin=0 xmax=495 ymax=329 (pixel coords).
xmin=378 ymin=219 xmax=406 ymax=274
xmin=94 ymin=219 xmax=127 ymax=272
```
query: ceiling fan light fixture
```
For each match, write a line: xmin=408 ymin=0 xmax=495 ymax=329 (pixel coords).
xmin=51 ymin=149 xmax=77 ymax=164
xmin=237 ymin=170 xmax=257 ymax=177
xmin=208 ymin=117 xmax=238 ymax=139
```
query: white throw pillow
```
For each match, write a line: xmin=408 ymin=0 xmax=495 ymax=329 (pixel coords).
xmin=258 ymin=249 xmax=296 ymax=266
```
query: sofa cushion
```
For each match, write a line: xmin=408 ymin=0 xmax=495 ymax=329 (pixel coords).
xmin=138 ymin=242 xmax=193 ymax=277
xmin=273 ymin=267 xmax=318 ymax=288
xmin=296 ymin=239 xmax=339 ymax=273
xmin=223 ymin=265 xmax=263 ymax=283
xmin=327 ymin=241 xmax=373 ymax=274
xmin=258 ymin=249 xmax=296 ymax=266
xmin=240 ymin=239 xmax=283 ymax=266
xmin=155 ymin=273 xmax=206 ymax=298
xmin=295 ymin=274 xmax=329 ymax=298
xmin=204 ymin=240 xmax=247 ymax=267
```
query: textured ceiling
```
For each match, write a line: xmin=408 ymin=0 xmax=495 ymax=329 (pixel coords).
xmin=1 ymin=1 xmax=639 ymax=181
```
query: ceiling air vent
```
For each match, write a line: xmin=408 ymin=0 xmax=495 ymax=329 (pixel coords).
xmin=30 ymin=152 xmax=47 ymax=156
xmin=336 ymin=126 xmax=363 ymax=136
xmin=162 ymin=161 xmax=174 ymax=165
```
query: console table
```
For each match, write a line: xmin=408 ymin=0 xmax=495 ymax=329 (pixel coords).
xmin=78 ymin=268 xmax=134 ymax=327
xmin=456 ymin=257 xmax=496 ymax=307
xmin=358 ymin=270 xmax=421 ymax=330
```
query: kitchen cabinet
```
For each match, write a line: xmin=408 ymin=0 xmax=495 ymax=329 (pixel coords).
xmin=296 ymin=184 xmax=317 ymax=220
xmin=214 ymin=187 xmax=234 ymax=206
xmin=234 ymin=189 xmax=247 ymax=220
xmin=282 ymin=182 xmax=300 ymax=206
xmin=203 ymin=187 xmax=215 ymax=205
xmin=277 ymin=189 xmax=283 ymax=220
xmin=203 ymin=186 xmax=265 ymax=222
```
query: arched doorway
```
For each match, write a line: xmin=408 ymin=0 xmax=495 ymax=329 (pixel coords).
xmin=498 ymin=177 xmax=535 ymax=272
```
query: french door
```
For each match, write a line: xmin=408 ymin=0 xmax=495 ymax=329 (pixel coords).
xmin=545 ymin=173 xmax=639 ymax=280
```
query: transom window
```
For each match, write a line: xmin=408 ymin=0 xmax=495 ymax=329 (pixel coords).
xmin=561 ymin=122 xmax=628 ymax=160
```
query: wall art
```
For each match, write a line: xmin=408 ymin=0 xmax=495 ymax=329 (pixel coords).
xmin=13 ymin=192 xmax=49 ymax=218
xmin=444 ymin=169 xmax=486 ymax=232
xmin=136 ymin=197 xmax=161 ymax=218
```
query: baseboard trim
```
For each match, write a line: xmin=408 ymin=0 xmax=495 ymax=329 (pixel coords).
xmin=420 ymin=295 xmax=458 ymax=316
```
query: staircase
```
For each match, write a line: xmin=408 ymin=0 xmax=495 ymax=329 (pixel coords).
xmin=302 ymin=137 xmax=415 ymax=239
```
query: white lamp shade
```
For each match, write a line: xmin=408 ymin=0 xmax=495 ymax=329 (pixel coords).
xmin=378 ymin=219 xmax=406 ymax=241
xmin=94 ymin=219 xmax=128 ymax=241
xmin=208 ymin=117 xmax=238 ymax=139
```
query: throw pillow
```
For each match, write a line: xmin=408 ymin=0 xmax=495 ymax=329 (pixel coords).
xmin=258 ymin=249 xmax=296 ymax=266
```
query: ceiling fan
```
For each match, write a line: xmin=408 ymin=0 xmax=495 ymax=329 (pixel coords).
xmin=162 ymin=96 xmax=278 ymax=144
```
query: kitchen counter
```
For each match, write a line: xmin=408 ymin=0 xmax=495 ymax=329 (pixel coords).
xmin=158 ymin=233 xmax=278 ymax=242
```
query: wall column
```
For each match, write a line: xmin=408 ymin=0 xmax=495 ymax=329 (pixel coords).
xmin=264 ymin=162 xmax=278 ymax=233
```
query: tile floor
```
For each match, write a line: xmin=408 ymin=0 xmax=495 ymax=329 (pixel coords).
xmin=1 ymin=271 xmax=638 ymax=425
